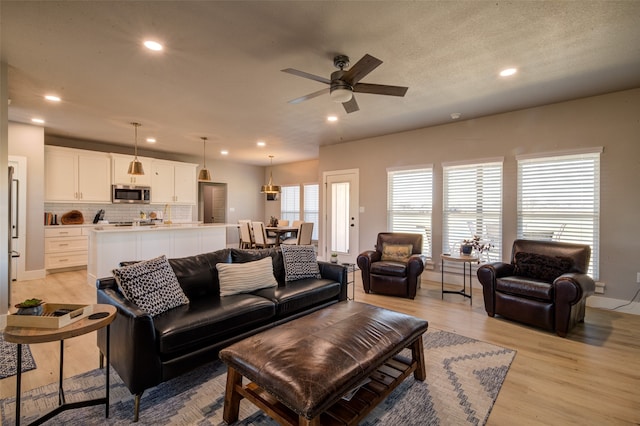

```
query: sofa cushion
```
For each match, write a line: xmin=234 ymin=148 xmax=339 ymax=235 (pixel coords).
xmin=280 ymin=245 xmax=321 ymax=282
xmin=112 ymin=255 xmax=189 ymax=317
xmin=216 ymin=257 xmax=278 ymax=296
xmin=514 ymin=252 xmax=573 ymax=283
xmin=255 ymin=278 xmax=341 ymax=318
xmin=381 ymin=243 xmax=413 ymax=262
xmin=371 ymin=261 xmax=408 ymax=277
xmin=153 ymin=294 xmax=276 ymax=355
xmin=496 ymin=276 xmax=554 ymax=301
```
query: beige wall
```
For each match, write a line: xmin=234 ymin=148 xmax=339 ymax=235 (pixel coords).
xmin=264 ymin=159 xmax=319 ymax=222
xmin=314 ymin=89 xmax=640 ymax=301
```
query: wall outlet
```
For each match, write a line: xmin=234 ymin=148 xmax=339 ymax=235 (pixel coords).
xmin=637 ymin=272 xmax=640 ymax=284
xmin=595 ymin=281 xmax=605 ymax=294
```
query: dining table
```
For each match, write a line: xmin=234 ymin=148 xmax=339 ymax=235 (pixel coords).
xmin=265 ymin=226 xmax=298 ymax=246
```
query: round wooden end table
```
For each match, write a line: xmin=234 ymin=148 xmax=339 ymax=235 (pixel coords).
xmin=3 ymin=304 xmax=116 ymax=426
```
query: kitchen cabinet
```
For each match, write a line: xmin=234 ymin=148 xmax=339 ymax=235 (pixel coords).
xmin=44 ymin=226 xmax=90 ymax=270
xmin=111 ymin=153 xmax=152 ymax=186
xmin=150 ymin=160 xmax=197 ymax=204
xmin=45 ymin=146 xmax=111 ymax=202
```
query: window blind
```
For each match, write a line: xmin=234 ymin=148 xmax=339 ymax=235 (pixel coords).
xmin=280 ymin=186 xmax=300 ymax=224
xmin=517 ymin=151 xmax=600 ymax=278
xmin=387 ymin=167 xmax=433 ymax=257
xmin=443 ymin=161 xmax=502 ymax=262
xmin=303 ymin=184 xmax=319 ymax=240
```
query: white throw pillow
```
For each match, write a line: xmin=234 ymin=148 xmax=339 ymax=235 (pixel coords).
xmin=112 ymin=255 xmax=189 ymax=317
xmin=280 ymin=244 xmax=321 ymax=282
xmin=216 ymin=256 xmax=278 ymax=296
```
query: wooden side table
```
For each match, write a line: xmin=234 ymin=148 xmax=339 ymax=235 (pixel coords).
xmin=440 ymin=254 xmax=478 ymax=305
xmin=3 ymin=304 xmax=116 ymax=426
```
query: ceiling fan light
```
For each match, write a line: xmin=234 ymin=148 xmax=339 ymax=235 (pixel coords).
xmin=330 ymin=87 xmax=353 ymax=103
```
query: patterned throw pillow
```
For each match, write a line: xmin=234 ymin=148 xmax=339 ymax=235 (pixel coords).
xmin=112 ymin=255 xmax=189 ymax=317
xmin=381 ymin=243 xmax=413 ymax=262
xmin=280 ymin=245 xmax=322 ymax=282
xmin=514 ymin=252 xmax=573 ymax=282
xmin=216 ymin=257 xmax=278 ymax=296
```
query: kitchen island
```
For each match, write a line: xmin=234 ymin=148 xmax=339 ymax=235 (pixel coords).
xmin=87 ymin=223 xmax=231 ymax=286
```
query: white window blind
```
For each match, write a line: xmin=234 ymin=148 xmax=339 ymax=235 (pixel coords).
xmin=280 ymin=186 xmax=300 ymax=224
xmin=443 ymin=161 xmax=502 ymax=262
xmin=303 ymin=184 xmax=319 ymax=240
xmin=387 ymin=167 xmax=433 ymax=257
xmin=517 ymin=151 xmax=600 ymax=278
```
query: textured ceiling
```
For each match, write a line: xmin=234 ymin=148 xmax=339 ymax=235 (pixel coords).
xmin=2 ymin=1 xmax=640 ymax=165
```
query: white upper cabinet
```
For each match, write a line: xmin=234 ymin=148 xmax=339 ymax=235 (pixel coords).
xmin=150 ymin=160 xmax=197 ymax=205
xmin=111 ymin=154 xmax=152 ymax=186
xmin=45 ymin=146 xmax=111 ymax=202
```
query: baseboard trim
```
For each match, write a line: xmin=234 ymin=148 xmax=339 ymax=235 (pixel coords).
xmin=587 ymin=295 xmax=640 ymax=315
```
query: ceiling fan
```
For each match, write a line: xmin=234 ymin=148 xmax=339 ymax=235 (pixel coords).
xmin=281 ymin=54 xmax=408 ymax=113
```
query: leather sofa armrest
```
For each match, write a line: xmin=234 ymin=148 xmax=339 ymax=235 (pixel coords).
xmin=357 ymin=250 xmax=381 ymax=293
xmin=554 ymin=272 xmax=596 ymax=305
xmin=96 ymin=282 xmax=161 ymax=395
xmin=477 ymin=262 xmax=514 ymax=316
xmin=318 ymin=261 xmax=349 ymax=301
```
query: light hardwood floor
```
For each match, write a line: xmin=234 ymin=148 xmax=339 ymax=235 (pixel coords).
xmin=2 ymin=269 xmax=639 ymax=425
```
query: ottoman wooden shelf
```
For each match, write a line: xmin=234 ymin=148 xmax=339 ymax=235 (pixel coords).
xmin=219 ymin=301 xmax=428 ymax=426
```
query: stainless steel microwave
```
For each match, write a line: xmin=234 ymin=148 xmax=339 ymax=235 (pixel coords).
xmin=111 ymin=185 xmax=151 ymax=204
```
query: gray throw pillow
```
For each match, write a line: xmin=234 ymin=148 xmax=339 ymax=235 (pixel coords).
xmin=112 ymin=255 xmax=189 ymax=317
xmin=216 ymin=257 xmax=278 ymax=296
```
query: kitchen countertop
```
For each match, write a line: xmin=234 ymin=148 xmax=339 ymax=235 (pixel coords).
xmin=88 ymin=223 xmax=235 ymax=233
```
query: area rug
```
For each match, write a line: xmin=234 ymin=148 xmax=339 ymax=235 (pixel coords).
xmin=0 ymin=330 xmax=515 ymax=425
xmin=0 ymin=334 xmax=36 ymax=380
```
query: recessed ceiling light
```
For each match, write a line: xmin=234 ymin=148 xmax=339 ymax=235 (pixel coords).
xmin=327 ymin=115 xmax=338 ymax=122
xmin=143 ymin=40 xmax=163 ymax=51
xmin=146 ymin=137 xmax=156 ymax=143
xmin=31 ymin=118 xmax=45 ymax=124
xmin=220 ymin=150 xmax=229 ymax=155
xmin=44 ymin=95 xmax=61 ymax=102
xmin=499 ymin=68 xmax=517 ymax=77
xmin=257 ymin=141 xmax=266 ymax=147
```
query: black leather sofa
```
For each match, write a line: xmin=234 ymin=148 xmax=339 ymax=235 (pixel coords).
xmin=96 ymin=247 xmax=347 ymax=421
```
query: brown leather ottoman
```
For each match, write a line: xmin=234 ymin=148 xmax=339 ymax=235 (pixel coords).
xmin=219 ymin=301 xmax=428 ymax=426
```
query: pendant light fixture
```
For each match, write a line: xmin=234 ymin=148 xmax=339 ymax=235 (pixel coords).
xmin=260 ymin=155 xmax=281 ymax=194
xmin=198 ymin=136 xmax=212 ymax=182
xmin=127 ymin=122 xmax=144 ymax=175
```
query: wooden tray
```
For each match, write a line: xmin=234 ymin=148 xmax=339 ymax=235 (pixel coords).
xmin=7 ymin=303 xmax=93 ymax=329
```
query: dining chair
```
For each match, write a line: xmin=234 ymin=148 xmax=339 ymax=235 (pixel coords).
xmin=252 ymin=221 xmax=277 ymax=248
xmin=278 ymin=219 xmax=289 ymax=226
xmin=282 ymin=222 xmax=314 ymax=245
xmin=238 ymin=220 xmax=253 ymax=249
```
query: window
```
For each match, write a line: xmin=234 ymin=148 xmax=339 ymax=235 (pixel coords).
xmin=443 ymin=160 xmax=502 ymax=263
xmin=387 ymin=166 xmax=433 ymax=257
xmin=280 ymin=186 xmax=299 ymax=224
xmin=517 ymin=150 xmax=601 ymax=278
xmin=303 ymin=184 xmax=319 ymax=240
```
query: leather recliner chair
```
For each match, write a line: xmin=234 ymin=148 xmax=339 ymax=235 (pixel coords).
xmin=357 ymin=233 xmax=424 ymax=299
xmin=477 ymin=239 xmax=595 ymax=337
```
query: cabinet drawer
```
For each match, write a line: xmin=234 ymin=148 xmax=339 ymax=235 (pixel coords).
xmin=45 ymin=236 xmax=88 ymax=253
xmin=45 ymin=251 xmax=88 ymax=269
xmin=45 ymin=227 xmax=82 ymax=237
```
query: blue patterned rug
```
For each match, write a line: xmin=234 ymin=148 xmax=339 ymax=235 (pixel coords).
xmin=0 ymin=330 xmax=515 ymax=425
xmin=0 ymin=334 xmax=36 ymax=380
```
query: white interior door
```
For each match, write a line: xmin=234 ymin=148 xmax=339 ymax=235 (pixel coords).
xmin=323 ymin=169 xmax=359 ymax=264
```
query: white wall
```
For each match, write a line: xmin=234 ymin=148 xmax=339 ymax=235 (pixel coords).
xmin=315 ymin=89 xmax=640 ymax=302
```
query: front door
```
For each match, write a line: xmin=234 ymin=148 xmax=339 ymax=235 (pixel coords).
xmin=323 ymin=169 xmax=359 ymax=264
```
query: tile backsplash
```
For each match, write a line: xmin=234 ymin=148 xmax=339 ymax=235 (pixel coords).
xmin=44 ymin=203 xmax=194 ymax=225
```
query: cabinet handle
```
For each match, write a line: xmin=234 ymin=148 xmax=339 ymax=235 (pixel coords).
xmin=59 ymin=243 xmax=69 ymax=246
xmin=59 ymin=258 xmax=68 ymax=262
xmin=60 ymin=232 xmax=69 ymax=235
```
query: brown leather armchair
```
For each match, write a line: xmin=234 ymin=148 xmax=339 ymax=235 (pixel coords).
xmin=477 ymin=239 xmax=595 ymax=337
xmin=357 ymin=233 xmax=424 ymax=299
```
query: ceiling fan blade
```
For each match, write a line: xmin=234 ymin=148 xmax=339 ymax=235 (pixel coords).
xmin=342 ymin=96 xmax=359 ymax=113
xmin=353 ymin=83 xmax=408 ymax=97
xmin=281 ymin=68 xmax=331 ymax=85
xmin=342 ymin=54 xmax=383 ymax=86
xmin=288 ymin=87 xmax=330 ymax=104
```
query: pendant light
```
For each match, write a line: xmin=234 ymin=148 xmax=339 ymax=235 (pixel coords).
xmin=260 ymin=155 xmax=281 ymax=193
xmin=127 ymin=122 xmax=144 ymax=175
xmin=198 ymin=137 xmax=212 ymax=182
